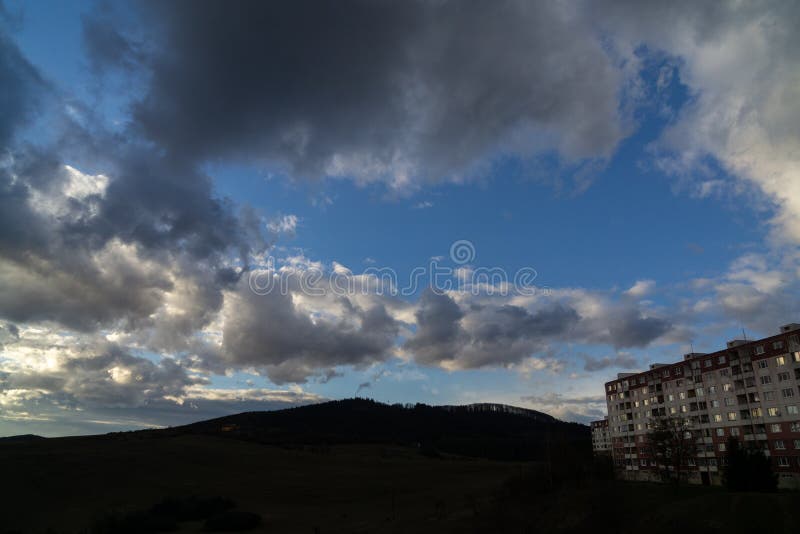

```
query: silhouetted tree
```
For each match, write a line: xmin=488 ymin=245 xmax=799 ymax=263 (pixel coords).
xmin=646 ymin=415 xmax=697 ymax=485
xmin=723 ymin=437 xmax=777 ymax=492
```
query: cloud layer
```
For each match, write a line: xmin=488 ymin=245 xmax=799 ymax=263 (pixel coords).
xmin=2 ymin=0 xmax=799 ymax=432
xmin=87 ymin=0 xmax=624 ymax=191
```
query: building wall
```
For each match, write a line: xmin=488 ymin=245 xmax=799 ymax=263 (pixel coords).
xmin=602 ymin=325 xmax=800 ymax=489
xmin=591 ymin=418 xmax=611 ymax=454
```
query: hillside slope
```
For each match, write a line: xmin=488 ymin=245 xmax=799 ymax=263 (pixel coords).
xmin=172 ymin=398 xmax=589 ymax=461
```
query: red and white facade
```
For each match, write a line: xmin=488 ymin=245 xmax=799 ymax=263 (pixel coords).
xmin=603 ymin=323 xmax=800 ymax=488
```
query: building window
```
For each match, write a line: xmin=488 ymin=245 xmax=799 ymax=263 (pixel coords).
xmin=776 ymin=356 xmax=786 ymax=366
xmin=755 ymin=345 xmax=765 ymax=355
xmin=718 ymin=443 xmax=726 ymax=452
xmin=774 ymin=341 xmax=784 ymax=350
xmin=764 ymin=391 xmax=776 ymax=401
xmin=696 ymin=388 xmax=705 ymax=397
xmin=727 ymin=412 xmax=738 ymax=421
xmin=718 ymin=355 xmax=726 ymax=364
xmin=783 ymin=388 xmax=795 ymax=398
xmin=777 ymin=457 xmax=790 ymax=467
xmin=794 ymin=352 xmax=800 ymax=363
xmin=778 ymin=372 xmax=790 ymax=382
xmin=791 ymin=422 xmax=800 ymax=432
xmin=714 ymin=414 xmax=723 ymax=422
xmin=725 ymin=397 xmax=736 ymax=406
xmin=787 ymin=405 xmax=799 ymax=415
xmin=670 ymin=407 xmax=677 ymax=415
xmin=711 ymin=400 xmax=720 ymax=408
xmin=730 ymin=427 xmax=740 ymax=436
xmin=723 ymin=383 xmax=733 ymax=392
xmin=716 ymin=428 xmax=725 ymax=437
xmin=758 ymin=360 xmax=769 ymax=369
xmin=679 ymin=391 xmax=686 ymax=400
xmin=768 ymin=407 xmax=782 ymax=417
xmin=760 ymin=376 xmax=772 ymax=385
xmin=771 ymin=424 xmax=782 ymax=433
xmin=794 ymin=440 xmax=800 ymax=449
xmin=681 ymin=405 xmax=688 ymax=413
xmin=751 ymin=407 xmax=763 ymax=417
xmin=668 ymin=394 xmax=674 ymax=402
xmin=704 ymin=359 xmax=712 ymax=368
xmin=774 ymin=440 xmax=786 ymax=450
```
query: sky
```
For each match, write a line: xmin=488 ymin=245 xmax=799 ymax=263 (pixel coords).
xmin=1 ymin=0 xmax=799 ymax=436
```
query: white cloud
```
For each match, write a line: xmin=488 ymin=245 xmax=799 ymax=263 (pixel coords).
xmin=624 ymin=279 xmax=656 ymax=298
xmin=600 ymin=1 xmax=800 ymax=244
xmin=266 ymin=214 xmax=299 ymax=236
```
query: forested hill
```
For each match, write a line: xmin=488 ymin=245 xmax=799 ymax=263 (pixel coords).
xmin=171 ymin=398 xmax=589 ymax=461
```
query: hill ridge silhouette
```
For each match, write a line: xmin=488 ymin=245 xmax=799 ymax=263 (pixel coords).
xmin=169 ymin=397 xmax=588 ymax=461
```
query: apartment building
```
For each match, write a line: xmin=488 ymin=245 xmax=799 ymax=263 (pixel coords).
xmin=603 ymin=323 xmax=800 ymax=488
xmin=591 ymin=417 xmax=611 ymax=455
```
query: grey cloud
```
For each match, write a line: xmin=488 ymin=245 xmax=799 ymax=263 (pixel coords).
xmin=0 ymin=33 xmax=260 ymax=337
xmin=406 ymin=290 xmax=579 ymax=369
xmin=81 ymin=11 xmax=143 ymax=75
xmin=0 ymin=322 xmax=18 ymax=348
xmin=89 ymin=0 xmax=624 ymax=189
xmin=582 ymin=352 xmax=639 ymax=372
xmin=405 ymin=291 xmax=465 ymax=366
xmin=0 ymin=30 xmax=44 ymax=147
xmin=405 ymin=289 xmax=673 ymax=370
xmin=607 ymin=311 xmax=672 ymax=348
xmin=1 ymin=345 xmax=205 ymax=409
xmin=221 ymin=279 xmax=400 ymax=384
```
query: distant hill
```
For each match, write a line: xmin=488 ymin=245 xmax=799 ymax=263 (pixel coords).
xmin=0 ymin=434 xmax=46 ymax=443
xmin=170 ymin=398 xmax=589 ymax=461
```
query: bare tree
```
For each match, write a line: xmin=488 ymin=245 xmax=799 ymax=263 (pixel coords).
xmin=646 ymin=415 xmax=697 ymax=485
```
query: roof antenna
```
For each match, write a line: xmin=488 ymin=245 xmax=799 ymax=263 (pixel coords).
xmin=690 ymin=339 xmax=695 ymax=354
xmin=742 ymin=327 xmax=748 ymax=341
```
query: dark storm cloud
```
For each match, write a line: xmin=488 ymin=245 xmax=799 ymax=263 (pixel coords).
xmin=87 ymin=0 xmax=624 ymax=188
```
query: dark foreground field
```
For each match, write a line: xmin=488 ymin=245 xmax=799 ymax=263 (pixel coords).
xmin=2 ymin=432 xmax=800 ymax=534
xmin=1 ymin=433 xmax=522 ymax=533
